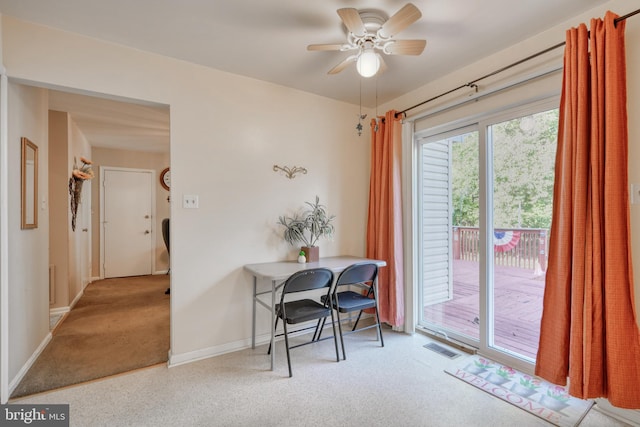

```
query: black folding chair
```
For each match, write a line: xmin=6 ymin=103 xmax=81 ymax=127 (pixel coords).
xmin=267 ymin=268 xmax=339 ymax=377
xmin=315 ymin=262 xmax=383 ymax=360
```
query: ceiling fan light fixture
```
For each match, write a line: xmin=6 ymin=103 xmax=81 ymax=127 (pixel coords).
xmin=356 ymin=48 xmax=380 ymax=78
xmin=309 ymin=3 xmax=425 ymax=77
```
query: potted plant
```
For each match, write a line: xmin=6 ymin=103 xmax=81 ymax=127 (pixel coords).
xmin=277 ymin=196 xmax=335 ymax=262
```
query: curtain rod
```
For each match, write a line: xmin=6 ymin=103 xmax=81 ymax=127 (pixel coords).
xmin=396 ymin=8 xmax=640 ymax=118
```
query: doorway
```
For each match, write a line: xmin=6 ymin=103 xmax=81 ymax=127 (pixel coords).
xmin=101 ymin=167 xmax=155 ymax=278
xmin=45 ymin=89 xmax=170 ymax=393
xmin=417 ymin=101 xmax=558 ymax=370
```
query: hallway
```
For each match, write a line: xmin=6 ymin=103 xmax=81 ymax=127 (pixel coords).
xmin=12 ymin=275 xmax=170 ymax=398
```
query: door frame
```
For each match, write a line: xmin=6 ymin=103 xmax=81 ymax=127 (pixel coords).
xmin=0 ymin=69 xmax=10 ymax=403
xmin=416 ymin=124 xmax=482 ymax=350
xmin=99 ymin=166 xmax=157 ymax=279
xmin=412 ymin=97 xmax=559 ymax=374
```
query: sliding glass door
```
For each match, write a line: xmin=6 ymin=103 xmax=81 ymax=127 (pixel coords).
xmin=417 ymin=102 xmax=558 ymax=368
xmin=420 ymin=126 xmax=480 ymax=344
xmin=488 ymin=109 xmax=558 ymax=361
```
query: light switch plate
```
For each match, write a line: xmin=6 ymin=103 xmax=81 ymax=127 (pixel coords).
xmin=183 ymin=195 xmax=199 ymax=209
xmin=631 ymin=184 xmax=640 ymax=205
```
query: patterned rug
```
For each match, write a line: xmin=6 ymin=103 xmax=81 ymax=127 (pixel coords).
xmin=445 ymin=355 xmax=593 ymax=427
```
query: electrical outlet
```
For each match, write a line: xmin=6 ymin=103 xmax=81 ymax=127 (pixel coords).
xmin=183 ymin=195 xmax=199 ymax=209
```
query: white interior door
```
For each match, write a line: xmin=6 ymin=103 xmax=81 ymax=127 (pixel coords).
xmin=102 ymin=168 xmax=154 ymax=278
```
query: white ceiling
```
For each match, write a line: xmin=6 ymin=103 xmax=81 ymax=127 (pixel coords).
xmin=48 ymin=90 xmax=170 ymax=153
xmin=0 ymin=0 xmax=611 ymax=151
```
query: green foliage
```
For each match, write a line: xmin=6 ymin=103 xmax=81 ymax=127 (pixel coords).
xmin=449 ymin=109 xmax=558 ymax=229
xmin=452 ymin=132 xmax=480 ymax=226
xmin=278 ymin=196 xmax=335 ymax=247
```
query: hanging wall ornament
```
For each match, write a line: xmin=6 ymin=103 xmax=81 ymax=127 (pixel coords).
xmin=356 ymin=77 xmax=367 ymax=136
xmin=356 ymin=114 xmax=367 ymax=136
xmin=68 ymin=156 xmax=94 ymax=232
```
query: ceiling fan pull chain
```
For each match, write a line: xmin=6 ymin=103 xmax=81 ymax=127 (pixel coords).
xmin=374 ymin=75 xmax=379 ymax=132
xmin=356 ymin=77 xmax=367 ymax=136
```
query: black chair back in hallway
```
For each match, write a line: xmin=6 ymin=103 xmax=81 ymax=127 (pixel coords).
xmin=162 ymin=218 xmax=170 ymax=293
xmin=162 ymin=218 xmax=170 ymax=255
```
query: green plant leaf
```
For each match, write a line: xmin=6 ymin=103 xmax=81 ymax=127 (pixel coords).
xmin=277 ymin=196 xmax=335 ymax=247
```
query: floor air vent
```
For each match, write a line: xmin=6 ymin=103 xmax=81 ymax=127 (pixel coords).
xmin=423 ymin=342 xmax=460 ymax=359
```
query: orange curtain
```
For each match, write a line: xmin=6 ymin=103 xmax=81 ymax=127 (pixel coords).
xmin=366 ymin=110 xmax=404 ymax=327
xmin=535 ymin=11 xmax=640 ymax=408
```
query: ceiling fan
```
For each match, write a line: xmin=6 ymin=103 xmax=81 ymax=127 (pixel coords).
xmin=307 ymin=3 xmax=427 ymax=78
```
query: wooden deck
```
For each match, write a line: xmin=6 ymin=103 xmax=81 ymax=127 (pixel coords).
xmin=422 ymin=259 xmax=545 ymax=360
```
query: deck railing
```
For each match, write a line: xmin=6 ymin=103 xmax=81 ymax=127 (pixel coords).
xmin=453 ymin=227 xmax=549 ymax=272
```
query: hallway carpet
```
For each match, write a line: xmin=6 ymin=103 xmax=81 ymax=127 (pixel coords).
xmin=12 ymin=275 xmax=170 ymax=398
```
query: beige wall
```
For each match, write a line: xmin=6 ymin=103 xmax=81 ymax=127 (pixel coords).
xmin=67 ymin=116 xmax=92 ymax=300
xmin=1 ymin=13 xmax=371 ymax=376
xmin=48 ymin=110 xmax=93 ymax=309
xmin=621 ymin=3 xmax=640 ymax=321
xmin=48 ymin=110 xmax=70 ymax=309
xmin=90 ymin=147 xmax=170 ymax=275
xmin=7 ymin=82 xmax=49 ymax=382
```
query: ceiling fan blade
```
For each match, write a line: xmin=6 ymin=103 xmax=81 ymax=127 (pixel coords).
xmin=337 ymin=8 xmax=366 ymax=37
xmin=307 ymin=43 xmax=348 ymax=51
xmin=328 ymin=55 xmax=357 ymax=75
xmin=379 ymin=3 xmax=422 ymax=38
xmin=385 ymin=39 xmax=427 ymax=55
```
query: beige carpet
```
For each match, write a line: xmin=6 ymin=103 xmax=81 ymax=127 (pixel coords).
xmin=11 ymin=329 xmax=622 ymax=426
xmin=12 ymin=275 xmax=170 ymax=398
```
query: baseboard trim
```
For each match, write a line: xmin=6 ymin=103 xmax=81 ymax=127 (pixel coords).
xmin=69 ymin=289 xmax=84 ymax=311
xmin=168 ymin=336 xmax=253 ymax=368
xmin=168 ymin=323 xmax=341 ymax=368
xmin=49 ymin=307 xmax=70 ymax=316
xmin=8 ymin=332 xmax=52 ymax=397
xmin=49 ymin=292 xmax=82 ymax=316
xmin=594 ymin=399 xmax=640 ymax=425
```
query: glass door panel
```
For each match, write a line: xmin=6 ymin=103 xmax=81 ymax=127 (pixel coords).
xmin=421 ymin=129 xmax=480 ymax=345
xmin=488 ymin=109 xmax=558 ymax=360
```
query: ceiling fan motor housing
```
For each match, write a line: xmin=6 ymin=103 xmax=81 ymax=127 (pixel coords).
xmin=359 ymin=10 xmax=387 ymax=33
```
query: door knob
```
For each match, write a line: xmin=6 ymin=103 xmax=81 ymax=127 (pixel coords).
xmin=144 ymin=230 xmax=150 ymax=234
xmin=144 ymin=215 xmax=150 ymax=219
xmin=82 ymin=228 xmax=88 ymax=232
